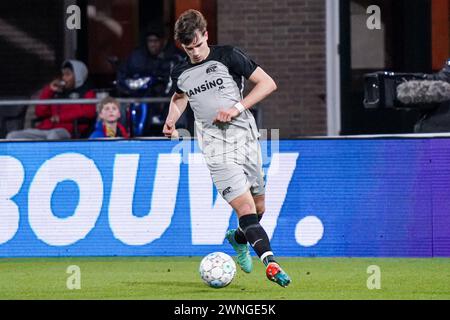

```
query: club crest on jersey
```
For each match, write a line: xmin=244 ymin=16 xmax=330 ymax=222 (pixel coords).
xmin=186 ymin=78 xmax=224 ymax=97
xmin=206 ymin=64 xmax=218 ymax=74
xmin=222 ymin=186 xmax=232 ymax=196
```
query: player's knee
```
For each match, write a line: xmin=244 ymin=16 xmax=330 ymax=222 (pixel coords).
xmin=231 ymin=197 xmax=256 ymax=215
xmin=236 ymin=202 xmax=254 ymax=215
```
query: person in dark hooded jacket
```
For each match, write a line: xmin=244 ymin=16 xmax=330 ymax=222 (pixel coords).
xmin=7 ymin=60 xmax=96 ymax=139
xmin=414 ymin=58 xmax=450 ymax=133
xmin=116 ymin=24 xmax=186 ymax=135
xmin=116 ymin=25 xmax=184 ymax=97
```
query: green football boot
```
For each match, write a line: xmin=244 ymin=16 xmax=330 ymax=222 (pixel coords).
xmin=225 ymin=229 xmax=253 ymax=273
xmin=266 ymin=262 xmax=291 ymax=288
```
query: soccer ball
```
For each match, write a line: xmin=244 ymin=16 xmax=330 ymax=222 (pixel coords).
xmin=199 ymin=252 xmax=236 ymax=288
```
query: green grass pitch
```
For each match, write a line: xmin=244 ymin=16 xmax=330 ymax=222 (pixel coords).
xmin=1 ymin=257 xmax=449 ymax=299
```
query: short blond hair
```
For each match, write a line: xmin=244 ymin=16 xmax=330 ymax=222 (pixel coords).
xmin=97 ymin=96 xmax=119 ymax=114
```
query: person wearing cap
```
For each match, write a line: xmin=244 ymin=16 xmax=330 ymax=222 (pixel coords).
xmin=7 ymin=60 xmax=97 ymax=140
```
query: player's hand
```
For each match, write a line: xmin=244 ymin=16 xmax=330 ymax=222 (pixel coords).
xmin=163 ymin=120 xmax=179 ymax=138
xmin=213 ymin=107 xmax=240 ymax=124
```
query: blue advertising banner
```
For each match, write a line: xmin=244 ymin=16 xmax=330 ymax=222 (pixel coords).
xmin=0 ymin=138 xmax=449 ymax=257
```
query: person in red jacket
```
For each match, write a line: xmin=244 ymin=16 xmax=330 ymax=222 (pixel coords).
xmin=7 ymin=60 xmax=96 ymax=140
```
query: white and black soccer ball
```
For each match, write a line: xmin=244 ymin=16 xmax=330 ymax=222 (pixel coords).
xmin=199 ymin=252 xmax=236 ymax=288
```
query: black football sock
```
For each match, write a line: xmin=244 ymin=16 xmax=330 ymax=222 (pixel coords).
xmin=262 ymin=255 xmax=277 ymax=266
xmin=234 ymin=213 xmax=264 ymax=244
xmin=234 ymin=228 xmax=247 ymax=244
xmin=239 ymin=214 xmax=277 ymax=266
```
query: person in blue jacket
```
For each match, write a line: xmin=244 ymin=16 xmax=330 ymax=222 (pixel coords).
xmin=90 ymin=97 xmax=129 ymax=138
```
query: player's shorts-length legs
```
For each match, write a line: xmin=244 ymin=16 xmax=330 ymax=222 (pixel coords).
xmin=205 ymin=138 xmax=265 ymax=203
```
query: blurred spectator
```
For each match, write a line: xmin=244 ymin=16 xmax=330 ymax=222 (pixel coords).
xmin=116 ymin=24 xmax=186 ymax=135
xmin=0 ymin=105 xmax=27 ymax=139
xmin=117 ymin=24 xmax=184 ymax=96
xmin=6 ymin=60 xmax=97 ymax=140
xmin=89 ymin=96 xmax=128 ymax=138
xmin=414 ymin=58 xmax=450 ymax=133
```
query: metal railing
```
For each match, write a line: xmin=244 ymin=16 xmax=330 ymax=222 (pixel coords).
xmin=0 ymin=97 xmax=171 ymax=106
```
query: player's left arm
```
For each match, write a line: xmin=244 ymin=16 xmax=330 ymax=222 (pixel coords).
xmin=241 ymin=66 xmax=277 ymax=109
xmin=214 ymin=67 xmax=277 ymax=123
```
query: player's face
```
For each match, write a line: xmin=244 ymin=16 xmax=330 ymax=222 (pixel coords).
xmin=182 ymin=30 xmax=209 ymax=64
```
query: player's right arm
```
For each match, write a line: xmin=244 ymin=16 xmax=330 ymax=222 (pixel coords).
xmin=163 ymin=92 xmax=189 ymax=138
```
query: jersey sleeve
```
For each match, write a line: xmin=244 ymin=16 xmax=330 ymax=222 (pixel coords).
xmin=170 ymin=73 xmax=184 ymax=94
xmin=170 ymin=63 xmax=185 ymax=94
xmin=226 ymin=46 xmax=259 ymax=79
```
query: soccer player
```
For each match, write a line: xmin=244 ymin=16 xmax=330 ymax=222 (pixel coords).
xmin=163 ymin=9 xmax=291 ymax=287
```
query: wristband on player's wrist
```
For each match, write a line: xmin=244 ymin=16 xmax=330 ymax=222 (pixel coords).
xmin=233 ymin=102 xmax=246 ymax=114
